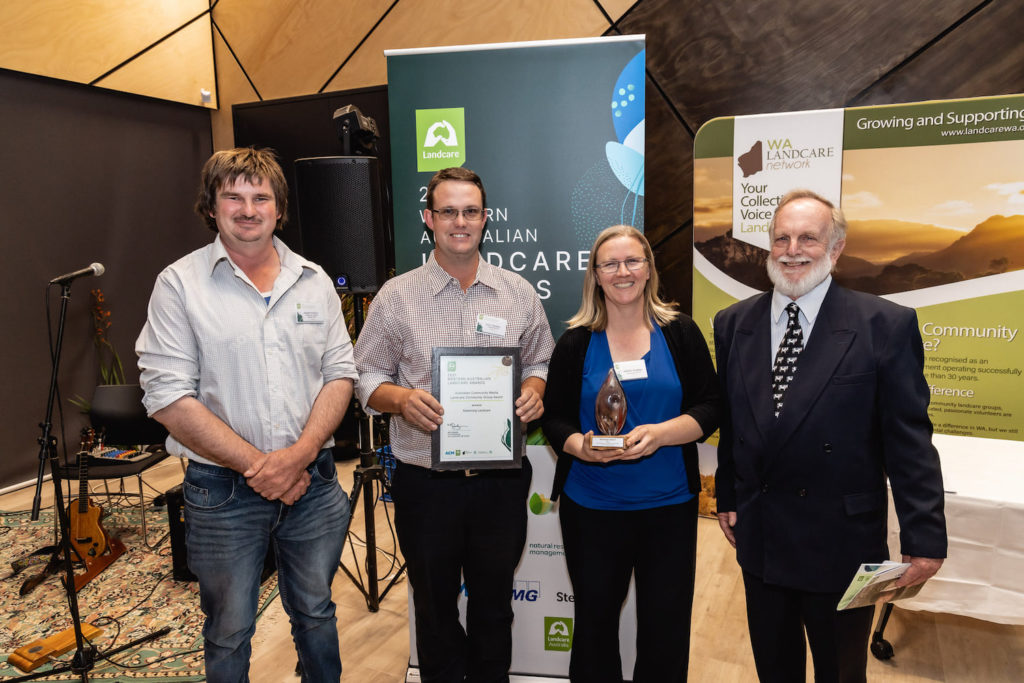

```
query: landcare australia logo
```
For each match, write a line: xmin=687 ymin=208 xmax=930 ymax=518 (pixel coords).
xmin=416 ymin=108 xmax=465 ymax=172
xmin=544 ymin=616 xmax=573 ymax=652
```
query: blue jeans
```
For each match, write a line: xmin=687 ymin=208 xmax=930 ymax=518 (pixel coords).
xmin=183 ymin=449 xmax=350 ymax=683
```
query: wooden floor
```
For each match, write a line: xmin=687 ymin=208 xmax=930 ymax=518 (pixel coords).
xmin=5 ymin=457 xmax=1023 ymax=682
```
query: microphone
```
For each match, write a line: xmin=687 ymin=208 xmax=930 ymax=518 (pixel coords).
xmin=49 ymin=262 xmax=105 ymax=285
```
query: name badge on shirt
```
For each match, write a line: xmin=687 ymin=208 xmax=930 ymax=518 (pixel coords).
xmin=476 ymin=313 xmax=507 ymax=337
xmin=614 ymin=359 xmax=648 ymax=381
xmin=295 ymin=303 xmax=324 ymax=324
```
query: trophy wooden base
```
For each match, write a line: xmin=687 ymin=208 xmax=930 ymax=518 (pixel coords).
xmin=589 ymin=434 xmax=626 ymax=450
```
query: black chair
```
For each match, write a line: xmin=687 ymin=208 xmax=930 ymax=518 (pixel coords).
xmin=58 ymin=384 xmax=181 ymax=547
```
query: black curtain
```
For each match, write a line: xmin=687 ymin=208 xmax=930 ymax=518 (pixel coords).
xmin=0 ymin=68 xmax=212 ymax=489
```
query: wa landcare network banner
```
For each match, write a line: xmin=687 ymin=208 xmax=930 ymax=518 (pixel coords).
xmin=387 ymin=36 xmax=646 ymax=680
xmin=694 ymin=93 xmax=1024 ymax=445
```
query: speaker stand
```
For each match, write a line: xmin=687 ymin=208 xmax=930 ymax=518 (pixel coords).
xmin=339 ymin=400 xmax=406 ymax=612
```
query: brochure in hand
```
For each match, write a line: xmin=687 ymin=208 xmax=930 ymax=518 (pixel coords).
xmin=837 ymin=561 xmax=924 ymax=610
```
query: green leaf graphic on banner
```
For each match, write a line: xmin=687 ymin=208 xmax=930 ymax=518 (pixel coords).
xmin=526 ymin=426 xmax=549 ymax=445
xmin=529 ymin=491 xmax=553 ymax=515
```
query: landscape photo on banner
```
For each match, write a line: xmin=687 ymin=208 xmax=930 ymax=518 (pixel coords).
xmin=693 ymin=93 xmax=1024 ymax=445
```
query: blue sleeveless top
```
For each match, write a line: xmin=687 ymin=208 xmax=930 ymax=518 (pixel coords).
xmin=563 ymin=324 xmax=691 ymax=510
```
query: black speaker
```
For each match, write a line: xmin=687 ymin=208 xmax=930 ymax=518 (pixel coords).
xmin=165 ymin=484 xmax=277 ymax=583
xmin=166 ymin=484 xmax=196 ymax=582
xmin=294 ymin=156 xmax=389 ymax=293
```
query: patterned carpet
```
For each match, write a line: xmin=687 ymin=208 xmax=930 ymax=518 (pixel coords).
xmin=0 ymin=504 xmax=279 ymax=681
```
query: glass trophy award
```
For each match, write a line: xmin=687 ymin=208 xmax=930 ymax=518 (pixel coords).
xmin=589 ymin=368 xmax=627 ymax=449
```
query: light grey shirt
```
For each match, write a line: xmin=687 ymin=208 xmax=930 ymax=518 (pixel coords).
xmin=354 ymin=251 xmax=554 ymax=467
xmin=770 ymin=274 xmax=832 ymax=368
xmin=136 ymin=235 xmax=358 ymax=464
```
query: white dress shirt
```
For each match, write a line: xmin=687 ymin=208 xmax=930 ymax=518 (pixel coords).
xmin=136 ymin=235 xmax=357 ymax=464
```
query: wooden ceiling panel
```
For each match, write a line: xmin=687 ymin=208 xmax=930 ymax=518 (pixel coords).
xmin=619 ymin=0 xmax=981 ymax=129
xmin=644 ymin=78 xmax=694 ymax=248
xmin=212 ymin=0 xmax=396 ymax=100
xmin=95 ymin=17 xmax=215 ymax=108
xmin=325 ymin=0 xmax=612 ymax=91
xmin=852 ymin=0 xmax=1024 ymax=106
xmin=599 ymin=0 xmax=642 ymax=24
xmin=210 ymin=29 xmax=262 ymax=151
xmin=0 ymin=0 xmax=209 ymax=85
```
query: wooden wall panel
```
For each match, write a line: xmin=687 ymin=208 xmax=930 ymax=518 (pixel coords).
xmin=325 ymin=0 xmax=613 ymax=92
xmin=96 ymin=17 xmax=216 ymax=108
xmin=852 ymin=0 xmax=1024 ymax=106
xmin=655 ymin=229 xmax=695 ymax=313
xmin=642 ymin=81 xmax=695 ymax=309
xmin=212 ymin=0 xmax=395 ymax=101
xmin=619 ymin=0 xmax=981 ymax=129
xmin=0 ymin=0 xmax=210 ymax=100
xmin=643 ymin=76 xmax=693 ymax=248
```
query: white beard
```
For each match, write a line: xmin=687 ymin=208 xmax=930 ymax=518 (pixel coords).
xmin=767 ymin=253 xmax=834 ymax=299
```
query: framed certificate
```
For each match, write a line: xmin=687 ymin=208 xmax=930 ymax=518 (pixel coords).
xmin=430 ymin=347 xmax=522 ymax=470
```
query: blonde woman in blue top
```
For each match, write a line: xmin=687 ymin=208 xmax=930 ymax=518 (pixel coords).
xmin=542 ymin=225 xmax=719 ymax=683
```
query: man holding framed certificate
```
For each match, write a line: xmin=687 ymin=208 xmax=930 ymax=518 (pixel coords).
xmin=354 ymin=167 xmax=554 ymax=683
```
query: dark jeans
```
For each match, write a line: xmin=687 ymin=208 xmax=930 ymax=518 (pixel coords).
xmin=183 ymin=449 xmax=350 ymax=683
xmin=742 ymin=570 xmax=875 ymax=683
xmin=559 ymin=494 xmax=698 ymax=683
xmin=390 ymin=458 xmax=532 ymax=683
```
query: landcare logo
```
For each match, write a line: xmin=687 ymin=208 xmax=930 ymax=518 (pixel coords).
xmin=544 ymin=616 xmax=573 ymax=651
xmin=737 ymin=137 xmax=838 ymax=178
xmin=416 ymin=108 xmax=465 ymax=171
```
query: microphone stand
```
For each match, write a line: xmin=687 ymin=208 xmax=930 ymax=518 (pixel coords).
xmin=15 ymin=282 xmax=169 ymax=682
xmin=337 ymin=293 xmax=406 ymax=612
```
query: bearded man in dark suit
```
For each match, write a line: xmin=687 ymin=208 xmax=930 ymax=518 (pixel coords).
xmin=714 ymin=189 xmax=947 ymax=683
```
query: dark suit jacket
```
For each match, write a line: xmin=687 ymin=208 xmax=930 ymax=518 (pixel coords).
xmin=714 ymin=281 xmax=947 ymax=593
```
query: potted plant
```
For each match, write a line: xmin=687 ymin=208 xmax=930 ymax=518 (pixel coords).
xmin=70 ymin=288 xmax=126 ymax=413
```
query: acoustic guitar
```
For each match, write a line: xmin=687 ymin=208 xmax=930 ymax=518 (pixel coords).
xmin=68 ymin=428 xmax=108 ymax=559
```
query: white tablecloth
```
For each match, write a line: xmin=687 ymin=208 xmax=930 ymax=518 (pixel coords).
xmin=887 ymin=434 xmax=1024 ymax=625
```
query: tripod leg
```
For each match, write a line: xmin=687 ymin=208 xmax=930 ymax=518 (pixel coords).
xmin=361 ymin=471 xmax=380 ymax=612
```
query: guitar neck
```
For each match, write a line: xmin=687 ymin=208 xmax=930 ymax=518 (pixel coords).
xmin=77 ymin=428 xmax=94 ymax=513
xmin=78 ymin=459 xmax=89 ymax=513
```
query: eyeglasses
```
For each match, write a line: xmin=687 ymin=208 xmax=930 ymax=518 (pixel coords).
xmin=594 ymin=257 xmax=648 ymax=275
xmin=431 ymin=207 xmax=485 ymax=222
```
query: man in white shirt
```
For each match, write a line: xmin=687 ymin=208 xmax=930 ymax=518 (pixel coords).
xmin=137 ymin=147 xmax=357 ymax=682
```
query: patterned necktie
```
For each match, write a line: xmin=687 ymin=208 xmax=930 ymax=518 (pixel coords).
xmin=772 ymin=302 xmax=803 ymax=418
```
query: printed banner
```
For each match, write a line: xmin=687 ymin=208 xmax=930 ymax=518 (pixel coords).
xmin=694 ymin=93 xmax=1024 ymax=446
xmin=387 ymin=36 xmax=647 ymax=334
xmin=405 ymin=450 xmax=639 ymax=679
xmin=387 ymin=36 xmax=646 ymax=679
xmin=732 ymin=108 xmax=844 ymax=250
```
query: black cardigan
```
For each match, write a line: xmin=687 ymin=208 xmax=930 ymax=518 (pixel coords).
xmin=541 ymin=315 xmax=720 ymax=501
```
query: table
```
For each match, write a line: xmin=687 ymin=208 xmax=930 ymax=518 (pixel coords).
xmin=887 ymin=434 xmax=1024 ymax=625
